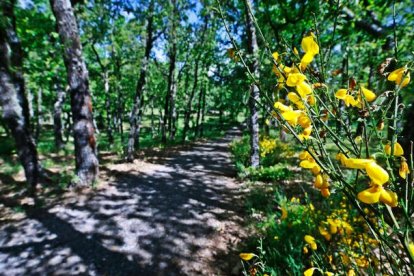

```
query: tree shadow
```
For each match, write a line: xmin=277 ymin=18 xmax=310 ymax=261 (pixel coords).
xmin=0 ymin=127 xmax=245 ymax=275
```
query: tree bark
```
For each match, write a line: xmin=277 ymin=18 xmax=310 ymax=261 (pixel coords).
xmin=50 ymin=0 xmax=99 ymax=186
xmin=200 ymin=79 xmax=207 ymax=138
xmin=0 ymin=0 xmax=39 ymax=188
xmin=126 ymin=0 xmax=154 ymax=162
xmin=53 ymin=80 xmax=66 ymax=149
xmin=244 ymin=0 xmax=260 ymax=168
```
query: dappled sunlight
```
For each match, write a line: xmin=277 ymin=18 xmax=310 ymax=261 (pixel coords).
xmin=0 ymin=128 xmax=246 ymax=275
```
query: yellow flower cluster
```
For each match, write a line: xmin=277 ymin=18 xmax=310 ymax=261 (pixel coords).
xmin=299 ymin=151 xmax=331 ymax=197
xmin=336 ymin=153 xmax=397 ymax=207
xmin=335 ymin=86 xmax=376 ymax=108
xmin=274 ymin=100 xmax=313 ymax=141
xmin=259 ymin=137 xmax=277 ymax=157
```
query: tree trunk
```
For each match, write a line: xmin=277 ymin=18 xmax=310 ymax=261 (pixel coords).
xmin=126 ymin=0 xmax=154 ymax=162
xmin=162 ymin=0 xmax=177 ymax=144
xmin=195 ymin=83 xmax=203 ymax=137
xmin=103 ymin=71 xmax=113 ymax=144
xmin=50 ymin=0 xmax=99 ymax=186
xmin=0 ymin=0 xmax=39 ymax=188
xmin=35 ymin=87 xmax=42 ymax=140
xmin=182 ymin=65 xmax=195 ymax=142
xmin=244 ymin=0 xmax=260 ymax=168
xmin=53 ymin=80 xmax=66 ymax=149
xmin=200 ymin=80 xmax=207 ymax=138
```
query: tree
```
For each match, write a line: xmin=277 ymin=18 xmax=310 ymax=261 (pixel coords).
xmin=0 ymin=0 xmax=39 ymax=188
xmin=50 ymin=0 xmax=99 ymax=186
xmin=126 ymin=0 xmax=156 ymax=161
xmin=244 ymin=0 xmax=260 ymax=168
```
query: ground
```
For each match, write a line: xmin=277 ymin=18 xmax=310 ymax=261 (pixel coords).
xmin=0 ymin=127 xmax=246 ymax=275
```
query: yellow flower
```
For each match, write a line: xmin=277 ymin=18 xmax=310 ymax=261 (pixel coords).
xmin=336 ymin=152 xmax=348 ymax=166
xmin=239 ymin=253 xmax=255 ymax=261
xmin=288 ymin=92 xmax=305 ymax=109
xmin=347 ymin=269 xmax=356 ymax=276
xmin=324 ymin=272 xmax=334 ymax=276
xmin=379 ymin=188 xmax=398 ymax=207
xmin=304 ymin=268 xmax=317 ymax=276
xmin=388 ymin=66 xmax=410 ymax=87
xmin=303 ymin=246 xmax=309 ymax=254
xmin=358 ymin=185 xmax=398 ymax=207
xmin=304 ymin=235 xmax=317 ymax=250
xmin=274 ymin=101 xmax=291 ymax=112
xmin=357 ymin=185 xmax=381 ymax=204
xmin=360 ymin=86 xmax=376 ymax=102
xmin=300 ymin=34 xmax=319 ymax=69
xmin=272 ymin=51 xmax=279 ymax=61
xmin=300 ymin=160 xmax=317 ymax=169
xmin=321 ymin=188 xmax=330 ymax=198
xmin=384 ymin=142 xmax=404 ymax=156
xmin=365 ymin=161 xmax=389 ymax=185
xmin=319 ymin=225 xmax=332 ymax=241
xmin=344 ymin=158 xmax=373 ymax=169
xmin=299 ymin=151 xmax=311 ymax=160
xmin=293 ymin=47 xmax=299 ymax=56
xmin=311 ymin=165 xmax=321 ymax=175
xmin=335 ymin=89 xmax=360 ymax=107
xmin=281 ymin=110 xmax=303 ymax=126
xmin=314 ymin=174 xmax=323 ymax=189
xmin=399 ymin=158 xmax=410 ymax=179
xmin=287 ymin=73 xmax=307 ymax=87
xmin=327 ymin=218 xmax=338 ymax=234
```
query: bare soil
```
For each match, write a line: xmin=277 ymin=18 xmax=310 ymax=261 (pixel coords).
xmin=0 ymin=127 xmax=246 ymax=275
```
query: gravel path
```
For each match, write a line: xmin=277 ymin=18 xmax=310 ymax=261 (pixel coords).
xmin=0 ymin=127 xmax=246 ymax=275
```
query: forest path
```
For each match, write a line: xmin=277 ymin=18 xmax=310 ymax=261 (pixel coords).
xmin=0 ymin=127 xmax=246 ymax=275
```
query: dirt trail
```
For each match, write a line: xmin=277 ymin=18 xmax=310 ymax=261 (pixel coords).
xmin=0 ymin=127 xmax=246 ymax=275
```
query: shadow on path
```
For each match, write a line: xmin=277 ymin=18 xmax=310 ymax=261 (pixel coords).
xmin=0 ymin=127 xmax=245 ymax=275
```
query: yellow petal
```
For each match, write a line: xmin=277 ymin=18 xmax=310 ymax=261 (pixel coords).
xmin=385 ymin=142 xmax=404 ymax=156
xmin=360 ymin=86 xmax=376 ymax=102
xmin=300 ymin=160 xmax=316 ymax=169
xmin=344 ymin=158 xmax=373 ymax=169
xmin=274 ymin=101 xmax=291 ymax=112
xmin=304 ymin=268 xmax=317 ymax=276
xmin=388 ymin=67 xmax=405 ymax=82
xmin=272 ymin=51 xmax=279 ymax=61
xmin=321 ymin=188 xmax=330 ymax=198
xmin=297 ymin=82 xmax=313 ymax=98
xmin=286 ymin=73 xmax=307 ymax=87
xmin=281 ymin=110 xmax=302 ymax=126
xmin=357 ymin=185 xmax=381 ymax=204
xmin=304 ymin=235 xmax=317 ymax=250
xmin=314 ymin=174 xmax=323 ymax=188
xmin=366 ymin=162 xmax=389 ymax=185
xmin=379 ymin=189 xmax=398 ymax=207
xmin=399 ymin=160 xmax=410 ymax=179
xmin=298 ymin=114 xmax=311 ymax=128
xmin=239 ymin=253 xmax=255 ymax=261
xmin=335 ymin=89 xmax=347 ymax=100
xmin=311 ymin=165 xmax=321 ymax=175
xmin=301 ymin=52 xmax=314 ymax=64
xmin=301 ymin=35 xmax=319 ymax=55
xmin=287 ymin=92 xmax=304 ymax=109
xmin=299 ymin=151 xmax=311 ymax=160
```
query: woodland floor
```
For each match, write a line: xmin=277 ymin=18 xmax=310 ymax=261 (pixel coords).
xmin=0 ymin=127 xmax=247 ymax=275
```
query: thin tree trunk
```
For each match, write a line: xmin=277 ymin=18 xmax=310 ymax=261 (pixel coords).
xmin=162 ymin=0 xmax=177 ymax=144
xmin=50 ymin=0 xmax=99 ymax=186
xmin=103 ymin=71 xmax=113 ymax=143
xmin=0 ymin=0 xmax=39 ymax=188
xmin=35 ymin=87 xmax=42 ymax=140
xmin=126 ymin=0 xmax=154 ymax=162
xmin=53 ymin=80 xmax=66 ymax=149
xmin=182 ymin=66 xmax=195 ymax=142
xmin=150 ymin=96 xmax=155 ymax=138
xmin=244 ymin=0 xmax=260 ymax=168
xmin=195 ymin=83 xmax=203 ymax=137
xmin=200 ymin=80 xmax=207 ymax=138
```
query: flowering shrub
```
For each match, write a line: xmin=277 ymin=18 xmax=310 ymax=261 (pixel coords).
xmin=237 ymin=31 xmax=413 ymax=275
